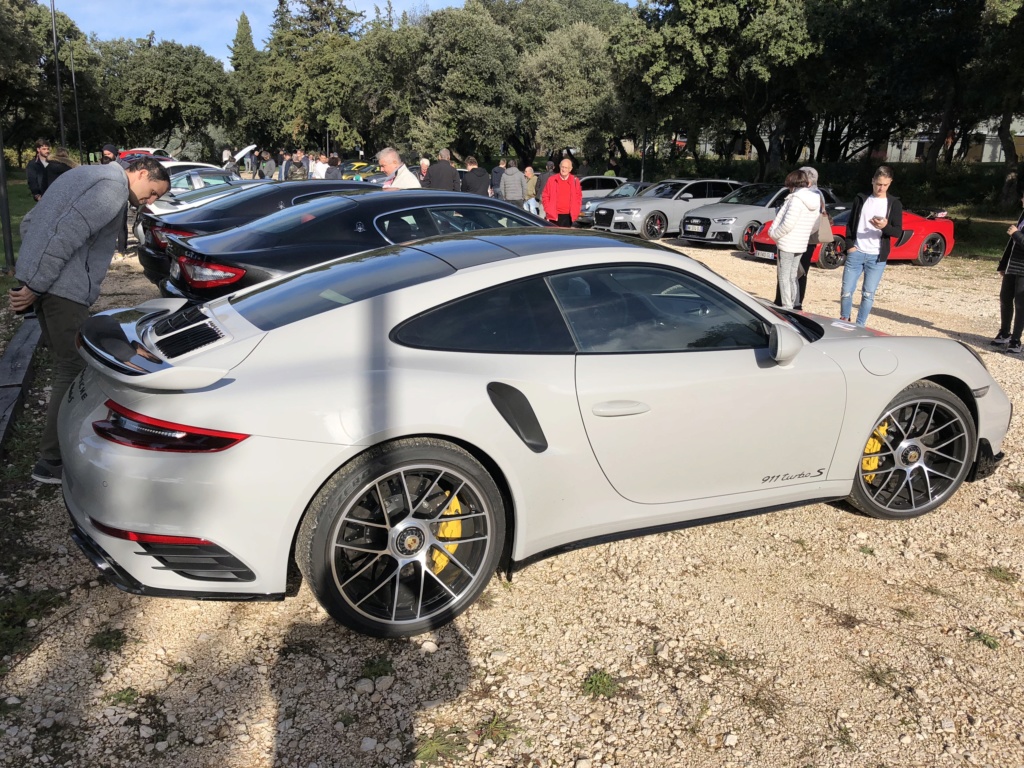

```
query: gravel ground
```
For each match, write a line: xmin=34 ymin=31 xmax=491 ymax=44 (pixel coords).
xmin=1 ymin=243 xmax=1022 ymax=768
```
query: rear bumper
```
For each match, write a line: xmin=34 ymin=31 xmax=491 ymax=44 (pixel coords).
xmin=138 ymin=245 xmax=171 ymax=285
xmin=68 ymin=514 xmax=284 ymax=602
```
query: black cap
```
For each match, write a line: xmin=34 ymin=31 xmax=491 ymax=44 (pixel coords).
xmin=102 ymin=144 xmax=118 ymax=156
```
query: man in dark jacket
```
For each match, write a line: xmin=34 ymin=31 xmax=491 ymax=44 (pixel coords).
xmin=462 ymin=156 xmax=491 ymax=196
xmin=9 ymin=158 xmax=170 ymax=484
xmin=27 ymin=138 xmax=51 ymax=201
xmin=535 ymin=160 xmax=555 ymax=218
xmin=423 ymin=148 xmax=461 ymax=191
xmin=490 ymin=159 xmax=507 ymax=199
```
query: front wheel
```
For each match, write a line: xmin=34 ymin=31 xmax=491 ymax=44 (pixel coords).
xmin=914 ymin=233 xmax=945 ymax=266
xmin=296 ymin=438 xmax=506 ymax=637
xmin=816 ymin=236 xmax=846 ymax=269
xmin=847 ymin=381 xmax=976 ymax=521
xmin=740 ymin=222 xmax=761 ymax=253
xmin=641 ymin=211 xmax=667 ymax=240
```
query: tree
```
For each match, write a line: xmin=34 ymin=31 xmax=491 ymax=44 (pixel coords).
xmin=228 ymin=13 xmax=277 ymax=148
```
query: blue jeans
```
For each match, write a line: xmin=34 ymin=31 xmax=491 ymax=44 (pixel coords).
xmin=840 ymin=248 xmax=887 ymax=326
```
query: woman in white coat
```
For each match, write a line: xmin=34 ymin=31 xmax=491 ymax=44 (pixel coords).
xmin=768 ymin=170 xmax=821 ymax=309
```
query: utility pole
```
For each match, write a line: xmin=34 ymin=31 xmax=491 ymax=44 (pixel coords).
xmin=68 ymin=41 xmax=84 ymax=162
xmin=49 ymin=0 xmax=67 ymax=148
xmin=0 ymin=121 xmax=15 ymax=272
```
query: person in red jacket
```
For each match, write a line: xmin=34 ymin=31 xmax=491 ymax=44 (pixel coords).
xmin=541 ymin=159 xmax=582 ymax=227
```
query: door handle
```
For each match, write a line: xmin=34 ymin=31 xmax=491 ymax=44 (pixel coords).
xmin=592 ymin=400 xmax=651 ymax=417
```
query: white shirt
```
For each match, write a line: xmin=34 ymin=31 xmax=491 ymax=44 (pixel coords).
xmin=310 ymin=160 xmax=328 ymax=180
xmin=855 ymin=196 xmax=889 ymax=255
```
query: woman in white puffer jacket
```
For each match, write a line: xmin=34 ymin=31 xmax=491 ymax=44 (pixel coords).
xmin=768 ymin=170 xmax=821 ymax=309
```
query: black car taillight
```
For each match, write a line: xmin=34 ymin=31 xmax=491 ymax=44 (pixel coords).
xmin=93 ymin=400 xmax=248 ymax=452
xmin=176 ymin=255 xmax=246 ymax=289
xmin=151 ymin=225 xmax=195 ymax=251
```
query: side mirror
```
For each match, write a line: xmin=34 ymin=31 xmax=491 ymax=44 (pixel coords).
xmin=680 ymin=193 xmax=693 ymax=200
xmin=769 ymin=323 xmax=804 ymax=366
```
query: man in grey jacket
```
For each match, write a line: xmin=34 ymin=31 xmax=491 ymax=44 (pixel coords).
xmin=499 ymin=159 xmax=528 ymax=210
xmin=9 ymin=157 xmax=170 ymax=483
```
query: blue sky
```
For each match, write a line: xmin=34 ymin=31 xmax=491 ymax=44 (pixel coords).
xmin=53 ymin=0 xmax=448 ymax=65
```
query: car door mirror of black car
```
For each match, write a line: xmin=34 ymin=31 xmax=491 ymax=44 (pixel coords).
xmin=770 ymin=323 xmax=805 ymax=366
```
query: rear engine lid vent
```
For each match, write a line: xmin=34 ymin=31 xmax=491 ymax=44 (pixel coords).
xmin=153 ymin=304 xmax=207 ymax=336
xmin=156 ymin=322 xmax=224 ymax=358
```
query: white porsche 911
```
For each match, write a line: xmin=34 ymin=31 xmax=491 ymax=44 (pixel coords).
xmin=60 ymin=229 xmax=1011 ymax=638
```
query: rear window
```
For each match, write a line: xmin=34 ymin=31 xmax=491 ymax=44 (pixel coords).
xmin=230 ymin=246 xmax=453 ymax=331
xmin=244 ymin=196 xmax=358 ymax=235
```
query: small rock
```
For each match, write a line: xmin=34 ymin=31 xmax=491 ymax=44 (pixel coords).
xmin=360 ymin=737 xmax=378 ymax=751
xmin=139 ymin=725 xmax=155 ymax=739
xmin=375 ymin=676 xmax=394 ymax=693
xmin=576 ymin=760 xmax=593 ymax=768
xmin=353 ymin=678 xmax=374 ymax=694
xmin=656 ymin=702 xmax=673 ymax=715
xmin=386 ymin=738 xmax=402 ymax=751
xmin=155 ymin=742 xmax=168 ymax=753
xmin=899 ymin=734 xmax=912 ymax=745
xmin=4 ymin=697 xmax=21 ymax=706
xmin=421 ymin=641 xmax=439 ymax=654
xmin=724 ymin=732 xmax=739 ymax=747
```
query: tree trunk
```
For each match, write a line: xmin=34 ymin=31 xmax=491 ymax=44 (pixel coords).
xmin=925 ymin=87 xmax=956 ymax=178
xmin=746 ymin=121 xmax=768 ymax=181
xmin=998 ymin=99 xmax=1020 ymax=208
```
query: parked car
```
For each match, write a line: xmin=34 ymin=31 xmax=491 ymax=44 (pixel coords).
xmin=578 ymin=175 xmax=626 ymax=198
xmin=168 ymin=167 xmax=242 ymax=193
xmin=577 ymin=181 xmax=653 ymax=226
xmin=133 ymin=180 xmax=267 ymax=243
xmin=161 ymin=190 xmax=550 ymax=302
xmin=681 ymin=183 xmax=844 ymax=251
xmin=137 ymin=180 xmax=365 ymax=284
xmin=750 ymin=208 xmax=955 ymax=269
xmin=62 ymin=229 xmax=1009 ymax=638
xmin=593 ymin=179 xmax=743 ymax=240
xmin=119 ymin=147 xmax=176 ymax=160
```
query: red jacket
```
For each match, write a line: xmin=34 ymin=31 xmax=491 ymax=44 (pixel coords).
xmin=542 ymin=173 xmax=582 ymax=222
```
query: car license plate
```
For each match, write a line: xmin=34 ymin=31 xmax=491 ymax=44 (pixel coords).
xmin=684 ymin=224 xmax=702 ymax=233
xmin=169 ymin=261 xmax=180 ymax=279
xmin=755 ymin=249 xmax=776 ymax=260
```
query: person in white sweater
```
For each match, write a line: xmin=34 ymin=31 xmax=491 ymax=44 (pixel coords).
xmin=768 ymin=170 xmax=821 ymax=309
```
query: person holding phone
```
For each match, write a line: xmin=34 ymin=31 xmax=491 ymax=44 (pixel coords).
xmin=991 ymin=190 xmax=1024 ymax=354
xmin=839 ymin=166 xmax=903 ymax=326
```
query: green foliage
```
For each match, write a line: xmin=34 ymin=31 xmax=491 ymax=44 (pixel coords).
xmin=105 ymin=687 xmax=139 ymax=705
xmin=414 ymin=728 xmax=466 ymax=762
xmin=360 ymin=654 xmax=394 ymax=678
xmin=88 ymin=628 xmax=128 ymax=653
xmin=582 ymin=669 xmax=620 ymax=697
xmin=968 ymin=627 xmax=1000 ymax=650
xmin=0 ymin=589 xmax=67 ymax=659
xmin=984 ymin=566 xmax=1020 ymax=584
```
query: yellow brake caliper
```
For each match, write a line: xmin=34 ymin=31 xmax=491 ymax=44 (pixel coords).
xmin=862 ymin=421 xmax=889 ymax=483
xmin=430 ymin=492 xmax=462 ymax=574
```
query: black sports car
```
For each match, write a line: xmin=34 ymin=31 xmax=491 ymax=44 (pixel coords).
xmin=138 ymin=180 xmax=366 ymax=284
xmin=161 ymin=189 xmax=551 ymax=302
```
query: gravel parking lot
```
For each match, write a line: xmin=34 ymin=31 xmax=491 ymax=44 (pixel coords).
xmin=1 ymin=243 xmax=1022 ymax=768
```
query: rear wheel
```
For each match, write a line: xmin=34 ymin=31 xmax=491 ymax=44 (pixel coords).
xmin=914 ymin=234 xmax=945 ymax=266
xmin=740 ymin=222 xmax=761 ymax=253
xmin=847 ymin=381 xmax=976 ymax=521
xmin=296 ymin=438 xmax=505 ymax=637
xmin=641 ymin=211 xmax=667 ymax=240
xmin=817 ymin=236 xmax=846 ymax=269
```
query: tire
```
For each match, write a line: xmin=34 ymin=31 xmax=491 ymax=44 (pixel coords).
xmin=640 ymin=211 xmax=667 ymax=240
xmin=847 ymin=381 xmax=976 ymax=521
xmin=914 ymin=233 xmax=945 ymax=266
xmin=296 ymin=438 xmax=505 ymax=638
xmin=740 ymin=222 xmax=761 ymax=253
xmin=816 ymin=236 xmax=846 ymax=270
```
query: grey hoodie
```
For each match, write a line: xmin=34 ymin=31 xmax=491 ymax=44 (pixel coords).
xmin=16 ymin=163 xmax=129 ymax=306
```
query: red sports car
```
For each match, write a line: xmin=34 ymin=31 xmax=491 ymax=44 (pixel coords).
xmin=750 ymin=208 xmax=955 ymax=269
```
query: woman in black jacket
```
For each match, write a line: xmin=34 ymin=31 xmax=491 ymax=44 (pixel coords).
xmin=991 ymin=191 xmax=1024 ymax=354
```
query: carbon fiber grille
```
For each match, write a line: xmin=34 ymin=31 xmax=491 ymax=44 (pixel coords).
xmin=140 ymin=542 xmax=256 ymax=582
xmin=155 ymin=322 xmax=223 ymax=358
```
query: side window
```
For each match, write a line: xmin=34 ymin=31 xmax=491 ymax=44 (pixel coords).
xmin=204 ymin=175 xmax=230 ymax=187
xmin=429 ymin=207 xmax=536 ymax=235
xmin=394 ymin=278 xmax=576 ymax=353
xmin=598 ymin=178 xmax=619 ymax=191
xmin=580 ymin=178 xmax=599 ymax=192
xmin=377 ymin=210 xmax=438 ymax=243
xmin=548 ymin=267 xmax=769 ymax=353
xmin=682 ymin=182 xmax=709 ymax=199
xmin=170 ymin=175 xmax=191 ymax=190
xmin=707 ymin=182 xmax=735 ymax=199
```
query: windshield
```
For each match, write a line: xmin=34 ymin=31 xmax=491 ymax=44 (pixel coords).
xmin=642 ymin=181 xmax=689 ymax=199
xmin=245 ymin=195 xmax=359 ymax=235
xmin=720 ymin=184 xmax=783 ymax=207
xmin=608 ymin=183 xmax=644 ymax=199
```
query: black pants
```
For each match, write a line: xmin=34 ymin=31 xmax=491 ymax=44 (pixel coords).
xmin=117 ymin=203 xmax=129 ymax=253
xmin=554 ymin=213 xmax=573 ymax=228
xmin=999 ymin=273 xmax=1024 ymax=341
xmin=773 ymin=242 xmax=815 ymax=309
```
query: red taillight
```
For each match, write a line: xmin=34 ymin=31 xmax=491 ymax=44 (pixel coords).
xmin=89 ymin=517 xmax=214 ymax=546
xmin=93 ymin=399 xmax=248 ymax=452
xmin=176 ymin=255 xmax=246 ymax=289
xmin=151 ymin=225 xmax=195 ymax=251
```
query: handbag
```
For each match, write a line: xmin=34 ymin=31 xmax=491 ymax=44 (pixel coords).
xmin=809 ymin=206 xmax=833 ymax=245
